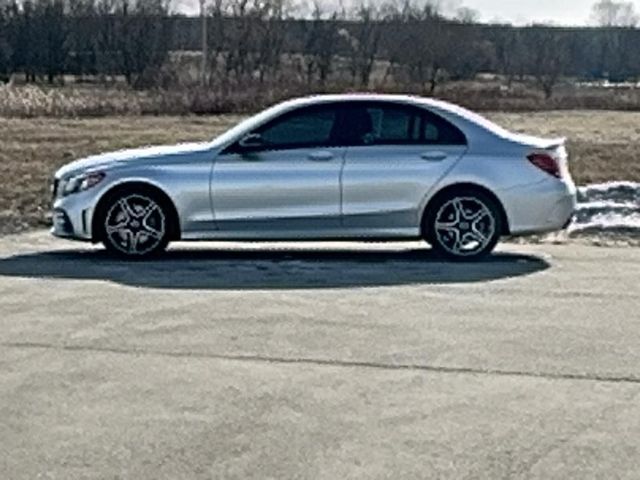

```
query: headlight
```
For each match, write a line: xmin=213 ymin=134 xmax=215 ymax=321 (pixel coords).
xmin=62 ymin=171 xmax=106 ymax=196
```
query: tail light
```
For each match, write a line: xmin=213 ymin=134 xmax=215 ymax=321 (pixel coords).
xmin=527 ymin=153 xmax=561 ymax=178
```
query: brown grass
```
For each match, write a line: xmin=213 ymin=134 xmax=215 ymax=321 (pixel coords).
xmin=4 ymin=82 xmax=640 ymax=118
xmin=488 ymin=111 xmax=640 ymax=185
xmin=0 ymin=111 xmax=638 ymax=235
xmin=0 ymin=115 xmax=242 ymax=234
xmin=0 ymin=84 xmax=308 ymax=117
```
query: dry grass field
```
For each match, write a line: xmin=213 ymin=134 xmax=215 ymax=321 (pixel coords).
xmin=0 ymin=115 xmax=241 ymax=234
xmin=491 ymin=111 xmax=640 ymax=185
xmin=1 ymin=111 xmax=639 ymax=235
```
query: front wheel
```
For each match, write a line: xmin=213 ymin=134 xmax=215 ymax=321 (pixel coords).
xmin=100 ymin=190 xmax=170 ymax=258
xmin=424 ymin=190 xmax=502 ymax=261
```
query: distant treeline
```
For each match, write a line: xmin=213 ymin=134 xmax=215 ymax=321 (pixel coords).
xmin=1 ymin=0 xmax=640 ymax=97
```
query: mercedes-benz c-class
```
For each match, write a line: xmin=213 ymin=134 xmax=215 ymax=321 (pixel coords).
xmin=51 ymin=94 xmax=576 ymax=260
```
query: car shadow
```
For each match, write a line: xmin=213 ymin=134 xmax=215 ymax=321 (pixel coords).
xmin=0 ymin=245 xmax=550 ymax=290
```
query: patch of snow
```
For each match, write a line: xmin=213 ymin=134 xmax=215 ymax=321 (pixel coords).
xmin=571 ymin=182 xmax=640 ymax=238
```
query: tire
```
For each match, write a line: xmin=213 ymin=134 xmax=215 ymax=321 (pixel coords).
xmin=423 ymin=189 xmax=502 ymax=261
xmin=99 ymin=188 xmax=171 ymax=258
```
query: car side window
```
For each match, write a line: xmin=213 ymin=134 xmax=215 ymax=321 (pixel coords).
xmin=255 ymin=106 xmax=337 ymax=150
xmin=339 ymin=103 xmax=467 ymax=147
xmin=366 ymin=106 xmax=417 ymax=144
xmin=339 ymin=105 xmax=419 ymax=146
xmin=422 ymin=111 xmax=467 ymax=146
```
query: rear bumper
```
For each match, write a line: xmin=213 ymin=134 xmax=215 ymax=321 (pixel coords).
xmin=500 ymin=178 xmax=577 ymax=236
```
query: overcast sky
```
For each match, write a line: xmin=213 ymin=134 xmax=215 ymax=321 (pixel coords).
xmin=458 ymin=0 xmax=639 ymax=25
xmin=178 ymin=0 xmax=640 ymax=26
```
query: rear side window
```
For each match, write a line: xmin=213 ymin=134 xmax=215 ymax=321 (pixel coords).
xmin=367 ymin=106 xmax=417 ymax=144
xmin=422 ymin=111 xmax=467 ymax=146
xmin=339 ymin=103 xmax=467 ymax=146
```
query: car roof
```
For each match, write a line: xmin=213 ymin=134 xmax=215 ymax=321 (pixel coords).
xmin=276 ymin=92 xmax=465 ymax=114
xmin=280 ymin=93 xmax=455 ymax=112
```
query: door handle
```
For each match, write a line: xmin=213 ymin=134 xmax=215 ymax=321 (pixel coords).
xmin=420 ymin=151 xmax=448 ymax=161
xmin=308 ymin=151 xmax=334 ymax=161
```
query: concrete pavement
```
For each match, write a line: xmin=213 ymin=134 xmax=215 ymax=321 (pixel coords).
xmin=1 ymin=232 xmax=639 ymax=479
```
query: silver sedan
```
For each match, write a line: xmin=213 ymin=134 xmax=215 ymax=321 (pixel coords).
xmin=51 ymin=94 xmax=577 ymax=260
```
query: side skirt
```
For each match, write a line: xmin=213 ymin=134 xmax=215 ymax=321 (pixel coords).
xmin=179 ymin=227 xmax=421 ymax=242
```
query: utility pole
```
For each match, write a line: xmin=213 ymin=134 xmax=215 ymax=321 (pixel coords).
xmin=200 ymin=0 xmax=208 ymax=85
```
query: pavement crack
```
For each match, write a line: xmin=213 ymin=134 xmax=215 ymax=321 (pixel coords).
xmin=2 ymin=340 xmax=640 ymax=385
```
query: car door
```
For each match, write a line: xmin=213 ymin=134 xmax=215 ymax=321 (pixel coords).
xmin=341 ymin=102 xmax=468 ymax=231
xmin=211 ymin=104 xmax=345 ymax=234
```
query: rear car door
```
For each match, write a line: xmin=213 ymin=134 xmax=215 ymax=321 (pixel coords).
xmin=212 ymin=104 xmax=345 ymax=232
xmin=341 ymin=102 xmax=468 ymax=230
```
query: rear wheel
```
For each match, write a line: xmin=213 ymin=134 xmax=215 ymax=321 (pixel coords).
xmin=424 ymin=190 xmax=502 ymax=260
xmin=100 ymin=190 xmax=170 ymax=258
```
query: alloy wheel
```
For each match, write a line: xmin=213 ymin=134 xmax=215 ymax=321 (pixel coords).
xmin=434 ymin=196 xmax=496 ymax=257
xmin=104 ymin=194 xmax=166 ymax=256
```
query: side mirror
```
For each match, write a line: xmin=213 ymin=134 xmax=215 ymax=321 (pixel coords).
xmin=238 ymin=133 xmax=264 ymax=149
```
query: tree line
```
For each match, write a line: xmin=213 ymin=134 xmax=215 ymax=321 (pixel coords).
xmin=1 ymin=0 xmax=640 ymax=97
xmin=0 ymin=0 xmax=173 ymax=87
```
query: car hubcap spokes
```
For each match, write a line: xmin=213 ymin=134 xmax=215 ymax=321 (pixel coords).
xmin=435 ymin=197 xmax=495 ymax=256
xmin=105 ymin=195 xmax=165 ymax=255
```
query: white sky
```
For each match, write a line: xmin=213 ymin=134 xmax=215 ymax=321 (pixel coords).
xmin=176 ymin=0 xmax=640 ymax=26
xmin=457 ymin=0 xmax=640 ymax=25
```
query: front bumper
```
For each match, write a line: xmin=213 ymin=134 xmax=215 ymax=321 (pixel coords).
xmin=51 ymin=209 xmax=75 ymax=238
xmin=51 ymin=191 xmax=97 ymax=241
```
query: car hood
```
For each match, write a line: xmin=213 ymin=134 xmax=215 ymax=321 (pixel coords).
xmin=55 ymin=141 xmax=215 ymax=178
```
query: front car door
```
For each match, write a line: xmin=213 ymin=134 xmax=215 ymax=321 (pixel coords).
xmin=211 ymin=104 xmax=345 ymax=236
xmin=340 ymin=101 xmax=468 ymax=234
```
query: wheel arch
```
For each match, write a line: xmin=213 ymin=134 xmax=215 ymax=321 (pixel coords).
xmin=91 ymin=181 xmax=181 ymax=243
xmin=421 ymin=182 xmax=510 ymax=237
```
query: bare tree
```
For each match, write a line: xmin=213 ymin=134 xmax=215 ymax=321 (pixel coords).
xmin=35 ymin=0 xmax=69 ymax=83
xmin=447 ymin=24 xmax=494 ymax=81
xmin=205 ymin=0 xmax=226 ymax=84
xmin=455 ymin=6 xmax=478 ymax=23
xmin=522 ymin=27 xmax=570 ymax=99
xmin=3 ymin=0 xmax=640 ymax=103
xmin=591 ymin=0 xmax=638 ymax=26
xmin=222 ymin=0 xmax=254 ymax=81
xmin=343 ymin=3 xmax=383 ymax=88
xmin=67 ymin=0 xmax=99 ymax=79
xmin=254 ymin=0 xmax=289 ymax=84
xmin=115 ymin=0 xmax=173 ymax=88
xmin=0 ymin=0 xmax=13 ymax=81
xmin=13 ymin=0 xmax=38 ymax=82
xmin=490 ymin=27 xmax=527 ymax=87
xmin=302 ymin=2 xmax=339 ymax=87
xmin=94 ymin=0 xmax=119 ymax=81
xmin=199 ymin=0 xmax=207 ymax=84
xmin=382 ymin=1 xmax=450 ymax=94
